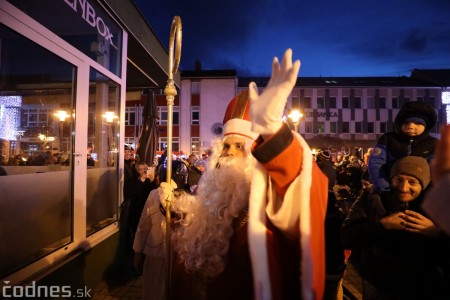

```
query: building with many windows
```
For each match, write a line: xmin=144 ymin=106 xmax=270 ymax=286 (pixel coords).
xmin=125 ymin=70 xmax=447 ymax=158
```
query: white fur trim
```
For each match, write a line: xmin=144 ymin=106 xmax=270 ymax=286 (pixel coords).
xmin=248 ymin=132 xmax=314 ymax=300
xmin=223 ymin=118 xmax=259 ymax=140
xmin=248 ymin=163 xmax=271 ymax=300
xmin=295 ymin=132 xmax=314 ymax=300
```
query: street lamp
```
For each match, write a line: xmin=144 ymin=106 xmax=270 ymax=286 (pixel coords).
xmin=53 ymin=110 xmax=69 ymax=122
xmin=288 ymin=109 xmax=303 ymax=132
xmin=102 ymin=111 xmax=118 ymax=123
xmin=53 ymin=110 xmax=69 ymax=152
xmin=102 ymin=112 xmax=119 ymax=156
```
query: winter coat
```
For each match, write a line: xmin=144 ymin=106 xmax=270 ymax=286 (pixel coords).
xmin=368 ymin=101 xmax=438 ymax=192
xmin=368 ymin=131 xmax=437 ymax=191
xmin=341 ymin=191 xmax=447 ymax=299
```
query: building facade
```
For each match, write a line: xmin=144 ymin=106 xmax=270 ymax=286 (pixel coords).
xmin=125 ymin=71 xmax=446 ymax=158
xmin=0 ymin=0 xmax=177 ymax=290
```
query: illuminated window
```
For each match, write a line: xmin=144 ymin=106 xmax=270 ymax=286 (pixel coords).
xmin=21 ymin=108 xmax=52 ymax=127
xmin=0 ymin=96 xmax=21 ymax=140
xmin=191 ymin=137 xmax=200 ymax=154
xmin=124 ymin=137 xmax=137 ymax=149
xmin=442 ymin=91 xmax=450 ymax=124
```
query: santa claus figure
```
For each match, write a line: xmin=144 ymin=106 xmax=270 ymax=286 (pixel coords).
xmin=143 ymin=49 xmax=328 ymax=300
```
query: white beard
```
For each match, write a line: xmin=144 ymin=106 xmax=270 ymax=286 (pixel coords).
xmin=171 ymin=154 xmax=254 ymax=278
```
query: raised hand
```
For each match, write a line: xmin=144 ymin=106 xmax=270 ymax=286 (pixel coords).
xmin=249 ymin=49 xmax=301 ymax=137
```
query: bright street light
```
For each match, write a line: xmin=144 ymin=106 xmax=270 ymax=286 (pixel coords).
xmin=288 ymin=109 xmax=303 ymax=132
xmin=102 ymin=111 xmax=118 ymax=123
xmin=53 ymin=110 xmax=70 ymax=122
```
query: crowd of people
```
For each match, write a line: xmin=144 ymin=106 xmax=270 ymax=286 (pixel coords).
xmin=1 ymin=151 xmax=66 ymax=167
xmin=120 ymin=145 xmax=210 ymax=254
xmin=118 ymin=49 xmax=450 ymax=300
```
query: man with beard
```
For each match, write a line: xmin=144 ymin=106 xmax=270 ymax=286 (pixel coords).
xmin=136 ymin=49 xmax=328 ymax=300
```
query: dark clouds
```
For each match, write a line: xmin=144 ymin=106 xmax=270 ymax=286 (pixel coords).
xmin=134 ymin=0 xmax=450 ymax=77
xmin=400 ymin=31 xmax=427 ymax=53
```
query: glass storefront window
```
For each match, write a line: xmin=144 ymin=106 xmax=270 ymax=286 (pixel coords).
xmin=86 ymin=68 xmax=120 ymax=235
xmin=8 ymin=0 xmax=122 ymax=77
xmin=0 ymin=24 xmax=74 ymax=278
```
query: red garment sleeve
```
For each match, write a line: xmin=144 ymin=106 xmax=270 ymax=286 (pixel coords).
xmin=252 ymin=123 xmax=302 ymax=197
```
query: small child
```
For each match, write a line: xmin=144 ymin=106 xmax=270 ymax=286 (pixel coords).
xmin=368 ymin=101 xmax=437 ymax=192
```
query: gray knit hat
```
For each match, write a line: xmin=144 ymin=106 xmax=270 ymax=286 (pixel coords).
xmin=390 ymin=156 xmax=431 ymax=189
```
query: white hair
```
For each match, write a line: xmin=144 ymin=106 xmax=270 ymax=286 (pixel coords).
xmin=171 ymin=136 xmax=255 ymax=277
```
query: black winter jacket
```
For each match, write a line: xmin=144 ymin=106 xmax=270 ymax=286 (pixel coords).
xmin=368 ymin=130 xmax=437 ymax=192
xmin=341 ymin=191 xmax=447 ymax=299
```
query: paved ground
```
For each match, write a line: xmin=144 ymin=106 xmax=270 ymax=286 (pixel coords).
xmin=91 ymin=276 xmax=142 ymax=300
xmin=343 ymin=262 xmax=363 ymax=300
xmin=91 ymin=262 xmax=363 ymax=300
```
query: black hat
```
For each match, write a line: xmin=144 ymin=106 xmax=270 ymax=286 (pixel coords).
xmin=394 ymin=101 xmax=437 ymax=131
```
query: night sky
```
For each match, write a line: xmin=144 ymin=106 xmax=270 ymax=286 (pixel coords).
xmin=133 ymin=0 xmax=450 ymax=77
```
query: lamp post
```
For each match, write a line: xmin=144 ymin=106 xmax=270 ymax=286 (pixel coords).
xmin=102 ymin=111 xmax=118 ymax=162
xmin=53 ymin=110 xmax=69 ymax=152
xmin=288 ymin=109 xmax=303 ymax=132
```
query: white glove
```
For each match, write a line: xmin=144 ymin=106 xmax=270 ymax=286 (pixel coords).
xmin=159 ymin=179 xmax=177 ymax=205
xmin=249 ymin=49 xmax=301 ymax=137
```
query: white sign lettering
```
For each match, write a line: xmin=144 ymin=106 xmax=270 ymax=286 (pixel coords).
xmin=305 ymin=111 xmax=338 ymax=118
xmin=63 ymin=0 xmax=116 ymax=48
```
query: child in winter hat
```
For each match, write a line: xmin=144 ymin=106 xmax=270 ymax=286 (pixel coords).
xmin=368 ymin=101 xmax=437 ymax=192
